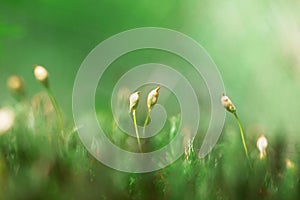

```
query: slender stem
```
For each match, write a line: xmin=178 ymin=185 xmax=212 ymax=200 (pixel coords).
xmin=156 ymin=172 xmax=171 ymax=200
xmin=233 ymin=112 xmax=249 ymax=159
xmin=132 ymin=109 xmax=142 ymax=152
xmin=143 ymin=108 xmax=151 ymax=137
xmin=46 ymin=87 xmax=64 ymax=139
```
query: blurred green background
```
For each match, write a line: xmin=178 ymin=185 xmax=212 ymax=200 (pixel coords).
xmin=1 ymin=0 xmax=300 ymax=137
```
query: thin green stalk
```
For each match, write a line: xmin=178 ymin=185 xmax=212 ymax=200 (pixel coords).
xmin=46 ymin=87 xmax=64 ymax=139
xmin=233 ymin=112 xmax=248 ymax=159
xmin=132 ymin=109 xmax=142 ymax=153
xmin=143 ymin=108 xmax=151 ymax=137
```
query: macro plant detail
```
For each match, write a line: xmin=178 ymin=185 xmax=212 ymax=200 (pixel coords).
xmin=128 ymin=86 xmax=160 ymax=152
xmin=1 ymin=2 xmax=300 ymax=197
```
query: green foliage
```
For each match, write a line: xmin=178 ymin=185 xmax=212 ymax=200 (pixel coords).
xmin=0 ymin=92 xmax=299 ymax=199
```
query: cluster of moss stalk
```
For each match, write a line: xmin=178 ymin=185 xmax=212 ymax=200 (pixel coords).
xmin=129 ymin=86 xmax=160 ymax=152
xmin=128 ymin=88 xmax=266 ymax=166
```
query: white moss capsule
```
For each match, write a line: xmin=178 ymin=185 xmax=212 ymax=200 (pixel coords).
xmin=0 ymin=107 xmax=15 ymax=135
xmin=256 ymin=135 xmax=268 ymax=159
xmin=221 ymin=93 xmax=236 ymax=113
xmin=147 ymin=86 xmax=160 ymax=110
xmin=129 ymin=91 xmax=140 ymax=113
xmin=34 ymin=65 xmax=49 ymax=87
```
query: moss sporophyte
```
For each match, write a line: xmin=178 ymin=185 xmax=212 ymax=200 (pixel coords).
xmin=34 ymin=65 xmax=64 ymax=142
xmin=221 ymin=93 xmax=249 ymax=160
xmin=143 ymin=86 xmax=160 ymax=137
xmin=129 ymin=91 xmax=142 ymax=152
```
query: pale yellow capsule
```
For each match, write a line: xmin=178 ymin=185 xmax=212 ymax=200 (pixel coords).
xmin=147 ymin=86 xmax=160 ymax=110
xmin=221 ymin=93 xmax=236 ymax=113
xmin=129 ymin=91 xmax=140 ymax=113
xmin=285 ymin=158 xmax=295 ymax=169
xmin=7 ymin=75 xmax=24 ymax=93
